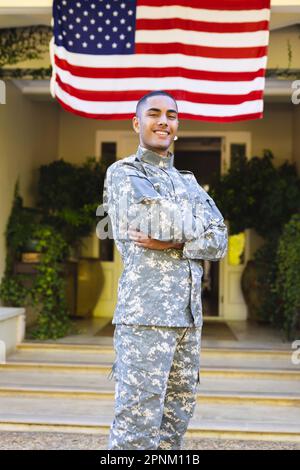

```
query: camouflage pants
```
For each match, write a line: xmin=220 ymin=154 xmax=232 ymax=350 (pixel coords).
xmin=108 ymin=324 xmax=202 ymax=450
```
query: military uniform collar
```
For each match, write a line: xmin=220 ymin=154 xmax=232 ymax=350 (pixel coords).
xmin=136 ymin=145 xmax=174 ymax=169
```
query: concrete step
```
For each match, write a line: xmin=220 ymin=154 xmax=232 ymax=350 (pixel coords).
xmin=2 ymin=342 xmax=300 ymax=442
xmin=2 ymin=362 xmax=299 ymax=381
xmin=18 ymin=341 xmax=293 ymax=357
xmin=19 ymin=341 xmax=292 ymax=352
xmin=0 ymin=368 xmax=299 ymax=404
xmin=9 ymin=343 xmax=297 ymax=371
xmin=0 ymin=387 xmax=299 ymax=407
xmin=0 ymin=394 xmax=299 ymax=442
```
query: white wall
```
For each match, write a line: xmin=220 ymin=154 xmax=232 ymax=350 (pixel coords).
xmin=0 ymin=81 xmax=59 ymax=280
xmin=268 ymin=25 xmax=300 ymax=69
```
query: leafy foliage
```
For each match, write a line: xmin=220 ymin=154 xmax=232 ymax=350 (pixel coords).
xmin=253 ymin=237 xmax=281 ymax=324
xmin=4 ymin=181 xmax=41 ymax=273
xmin=211 ymin=150 xmax=300 ymax=338
xmin=274 ymin=214 xmax=300 ymax=339
xmin=37 ymin=158 xmax=106 ymax=249
xmin=0 ymin=224 xmax=72 ymax=340
xmin=0 ymin=66 xmax=52 ymax=79
xmin=0 ymin=276 xmax=29 ymax=308
xmin=29 ymin=226 xmax=72 ymax=340
xmin=0 ymin=157 xmax=107 ymax=339
xmin=211 ymin=150 xmax=300 ymax=238
xmin=0 ymin=26 xmax=52 ymax=68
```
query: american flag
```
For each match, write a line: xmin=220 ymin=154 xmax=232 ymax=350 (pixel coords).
xmin=50 ymin=0 xmax=271 ymax=122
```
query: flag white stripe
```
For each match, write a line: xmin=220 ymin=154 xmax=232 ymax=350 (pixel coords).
xmin=136 ymin=29 xmax=269 ymax=47
xmin=56 ymin=66 xmax=265 ymax=95
xmin=55 ymin=82 xmax=263 ymax=117
xmin=136 ymin=6 xmax=270 ymax=23
xmin=54 ymin=45 xmax=267 ymax=72
xmin=177 ymin=98 xmax=263 ymax=116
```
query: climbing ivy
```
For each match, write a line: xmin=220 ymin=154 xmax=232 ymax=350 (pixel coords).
xmin=0 ymin=25 xmax=52 ymax=68
xmin=29 ymin=225 xmax=72 ymax=340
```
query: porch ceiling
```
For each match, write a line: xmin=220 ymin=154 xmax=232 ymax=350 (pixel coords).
xmin=0 ymin=6 xmax=300 ymax=31
xmin=11 ymin=77 xmax=297 ymax=104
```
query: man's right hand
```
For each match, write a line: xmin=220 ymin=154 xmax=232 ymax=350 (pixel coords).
xmin=128 ymin=229 xmax=183 ymax=251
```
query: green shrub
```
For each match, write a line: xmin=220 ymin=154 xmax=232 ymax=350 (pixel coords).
xmin=37 ymin=157 xmax=106 ymax=249
xmin=274 ymin=214 xmax=300 ymax=339
xmin=211 ymin=150 xmax=300 ymax=237
xmin=29 ymin=225 xmax=72 ymax=340
xmin=253 ymin=238 xmax=280 ymax=324
xmin=0 ymin=276 xmax=29 ymax=307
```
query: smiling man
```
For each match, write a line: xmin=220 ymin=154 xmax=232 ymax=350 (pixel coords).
xmin=103 ymin=90 xmax=228 ymax=450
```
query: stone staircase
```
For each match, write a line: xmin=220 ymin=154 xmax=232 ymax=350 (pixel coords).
xmin=0 ymin=342 xmax=299 ymax=441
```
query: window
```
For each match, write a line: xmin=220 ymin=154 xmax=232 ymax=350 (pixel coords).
xmin=99 ymin=142 xmax=116 ymax=261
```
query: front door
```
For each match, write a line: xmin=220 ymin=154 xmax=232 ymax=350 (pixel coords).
xmin=174 ymin=136 xmax=222 ymax=316
xmin=174 ymin=131 xmax=251 ymax=321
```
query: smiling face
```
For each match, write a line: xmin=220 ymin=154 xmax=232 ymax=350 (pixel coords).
xmin=132 ymin=95 xmax=179 ymax=156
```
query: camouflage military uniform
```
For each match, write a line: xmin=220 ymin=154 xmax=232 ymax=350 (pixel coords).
xmin=103 ymin=146 xmax=228 ymax=450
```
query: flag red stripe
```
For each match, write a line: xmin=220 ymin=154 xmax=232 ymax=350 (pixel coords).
xmin=55 ymin=95 xmax=263 ymax=122
xmin=55 ymin=55 xmax=266 ymax=81
xmin=179 ymin=111 xmax=264 ymax=121
xmin=135 ymin=43 xmax=267 ymax=59
xmin=136 ymin=18 xmax=269 ymax=33
xmin=55 ymin=96 xmax=133 ymax=119
xmin=56 ymin=74 xmax=263 ymax=105
xmin=137 ymin=0 xmax=270 ymax=11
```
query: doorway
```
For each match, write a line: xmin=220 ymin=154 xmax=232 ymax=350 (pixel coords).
xmin=174 ymin=137 xmax=222 ymax=316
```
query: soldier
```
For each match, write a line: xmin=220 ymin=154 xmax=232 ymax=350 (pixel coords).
xmin=103 ymin=90 xmax=228 ymax=450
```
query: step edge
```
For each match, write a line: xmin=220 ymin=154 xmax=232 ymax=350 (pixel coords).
xmin=0 ymin=421 xmax=299 ymax=442
xmin=2 ymin=363 xmax=300 ymax=379
xmin=17 ymin=343 xmax=293 ymax=356
xmin=0 ymin=387 xmax=299 ymax=404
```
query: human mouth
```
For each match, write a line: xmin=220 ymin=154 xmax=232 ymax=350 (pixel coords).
xmin=153 ymin=130 xmax=170 ymax=136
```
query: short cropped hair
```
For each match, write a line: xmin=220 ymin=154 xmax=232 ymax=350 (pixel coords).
xmin=135 ymin=90 xmax=178 ymax=117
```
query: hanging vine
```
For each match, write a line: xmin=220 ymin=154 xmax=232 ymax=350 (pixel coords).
xmin=0 ymin=25 xmax=52 ymax=67
xmin=0 ymin=25 xmax=52 ymax=79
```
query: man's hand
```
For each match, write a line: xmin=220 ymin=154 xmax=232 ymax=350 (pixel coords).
xmin=128 ymin=229 xmax=184 ymax=251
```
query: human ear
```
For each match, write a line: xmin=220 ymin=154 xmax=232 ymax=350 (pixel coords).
xmin=132 ymin=116 xmax=140 ymax=134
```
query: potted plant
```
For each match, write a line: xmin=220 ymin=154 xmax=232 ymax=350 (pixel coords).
xmin=4 ymin=182 xmax=42 ymax=268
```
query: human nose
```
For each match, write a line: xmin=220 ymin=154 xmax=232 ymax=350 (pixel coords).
xmin=157 ymin=115 xmax=168 ymax=126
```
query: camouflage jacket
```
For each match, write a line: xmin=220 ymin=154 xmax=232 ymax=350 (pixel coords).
xmin=103 ymin=146 xmax=228 ymax=327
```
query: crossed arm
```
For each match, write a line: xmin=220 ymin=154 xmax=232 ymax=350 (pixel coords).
xmin=104 ymin=164 xmax=228 ymax=260
xmin=128 ymin=228 xmax=184 ymax=251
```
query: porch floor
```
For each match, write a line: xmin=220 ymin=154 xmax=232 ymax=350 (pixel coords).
xmin=25 ymin=317 xmax=293 ymax=351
